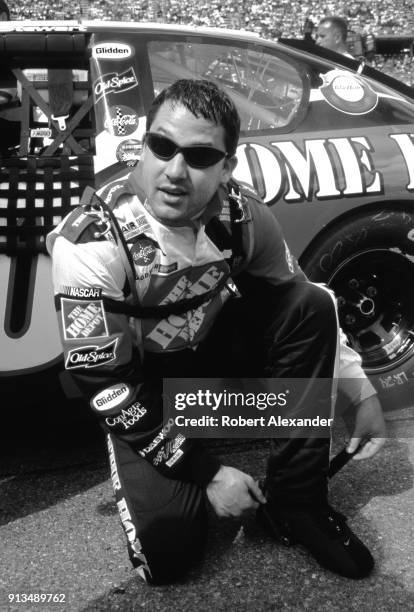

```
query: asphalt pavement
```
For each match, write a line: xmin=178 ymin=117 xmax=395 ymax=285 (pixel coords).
xmin=1 ymin=408 xmax=414 ymax=612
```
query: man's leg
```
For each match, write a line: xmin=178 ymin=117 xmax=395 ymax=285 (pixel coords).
xmin=202 ymin=276 xmax=374 ymax=578
xmin=107 ymin=433 xmax=207 ymax=585
xmin=251 ymin=279 xmax=374 ymax=578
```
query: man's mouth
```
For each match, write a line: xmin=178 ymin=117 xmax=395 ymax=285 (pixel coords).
xmin=159 ymin=186 xmax=188 ymax=197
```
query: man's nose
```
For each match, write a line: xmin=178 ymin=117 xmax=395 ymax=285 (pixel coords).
xmin=165 ymin=152 xmax=188 ymax=179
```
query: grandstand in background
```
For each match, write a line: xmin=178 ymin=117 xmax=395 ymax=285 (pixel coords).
xmin=6 ymin=0 xmax=414 ymax=85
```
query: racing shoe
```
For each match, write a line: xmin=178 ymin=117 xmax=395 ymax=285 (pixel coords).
xmin=257 ymin=502 xmax=374 ymax=579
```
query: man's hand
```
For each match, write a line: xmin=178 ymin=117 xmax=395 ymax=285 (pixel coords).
xmin=206 ymin=465 xmax=266 ymax=517
xmin=347 ymin=394 xmax=387 ymax=460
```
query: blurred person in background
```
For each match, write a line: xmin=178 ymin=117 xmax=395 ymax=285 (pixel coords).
xmin=316 ymin=16 xmax=353 ymax=56
xmin=0 ymin=0 xmax=9 ymax=20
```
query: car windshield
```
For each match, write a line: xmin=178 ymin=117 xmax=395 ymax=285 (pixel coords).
xmin=148 ymin=40 xmax=307 ymax=132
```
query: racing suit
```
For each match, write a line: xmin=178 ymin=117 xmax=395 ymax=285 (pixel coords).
xmin=46 ymin=171 xmax=376 ymax=583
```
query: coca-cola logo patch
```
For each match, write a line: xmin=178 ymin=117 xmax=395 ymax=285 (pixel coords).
xmin=131 ymin=238 xmax=158 ymax=266
xmin=104 ymin=105 xmax=139 ymax=137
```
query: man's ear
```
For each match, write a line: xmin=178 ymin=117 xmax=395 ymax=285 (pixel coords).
xmin=221 ymin=155 xmax=238 ymax=184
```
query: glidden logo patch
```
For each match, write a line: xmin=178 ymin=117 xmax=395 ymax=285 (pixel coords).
xmin=92 ymin=43 xmax=133 ymax=60
xmin=65 ymin=338 xmax=118 ymax=369
xmin=91 ymin=382 xmax=132 ymax=412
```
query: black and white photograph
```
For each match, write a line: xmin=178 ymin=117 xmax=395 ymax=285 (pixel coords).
xmin=1 ymin=1 xmax=413 ymax=610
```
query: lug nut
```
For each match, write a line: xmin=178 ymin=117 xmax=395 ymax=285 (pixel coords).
xmin=349 ymin=279 xmax=359 ymax=289
xmin=366 ymin=286 xmax=377 ymax=297
xmin=345 ymin=314 xmax=356 ymax=326
xmin=337 ymin=296 xmax=346 ymax=307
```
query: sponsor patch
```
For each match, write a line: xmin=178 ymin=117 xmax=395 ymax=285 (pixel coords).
xmin=92 ymin=42 xmax=133 ymax=60
xmin=104 ymin=105 xmax=139 ymax=137
xmin=65 ymin=338 xmax=118 ymax=370
xmin=62 ymin=298 xmax=108 ymax=340
xmin=91 ymin=382 xmax=132 ymax=412
xmin=139 ymin=418 xmax=175 ymax=456
xmin=105 ymin=402 xmax=147 ymax=429
xmin=319 ymin=70 xmax=378 ymax=115
xmin=131 ymin=238 xmax=157 ymax=266
xmin=61 ymin=286 xmax=102 ymax=299
xmin=116 ymin=139 xmax=142 ymax=164
xmin=94 ymin=67 xmax=138 ymax=103
xmin=30 ymin=127 xmax=52 ymax=138
xmin=153 ymin=434 xmax=186 ymax=467
xmin=166 ymin=448 xmax=184 ymax=467
xmin=156 ymin=262 xmax=178 ymax=275
xmin=107 ymin=435 xmax=121 ymax=491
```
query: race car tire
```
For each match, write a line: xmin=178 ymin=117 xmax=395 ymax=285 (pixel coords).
xmin=302 ymin=208 xmax=414 ymax=411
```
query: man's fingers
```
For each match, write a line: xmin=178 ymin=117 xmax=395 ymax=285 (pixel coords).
xmin=353 ymin=438 xmax=386 ymax=460
xmin=246 ymin=477 xmax=266 ymax=504
xmin=346 ymin=436 xmax=361 ymax=454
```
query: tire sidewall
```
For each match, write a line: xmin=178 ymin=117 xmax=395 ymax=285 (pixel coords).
xmin=303 ymin=208 xmax=414 ymax=410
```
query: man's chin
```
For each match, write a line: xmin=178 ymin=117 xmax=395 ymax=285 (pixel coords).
xmin=150 ymin=203 xmax=190 ymax=226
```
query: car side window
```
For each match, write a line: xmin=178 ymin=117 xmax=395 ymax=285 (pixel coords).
xmin=147 ymin=39 xmax=307 ymax=134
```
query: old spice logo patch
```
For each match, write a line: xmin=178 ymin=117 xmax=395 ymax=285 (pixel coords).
xmin=65 ymin=338 xmax=118 ymax=370
xmin=319 ymin=70 xmax=378 ymax=115
xmin=131 ymin=238 xmax=157 ymax=266
xmin=93 ymin=67 xmax=138 ymax=103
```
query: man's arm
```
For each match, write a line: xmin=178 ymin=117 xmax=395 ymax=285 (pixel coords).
xmin=48 ymin=232 xmax=221 ymax=487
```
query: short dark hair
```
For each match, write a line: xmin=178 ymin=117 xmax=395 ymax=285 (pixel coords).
xmin=146 ymin=79 xmax=240 ymax=157
xmin=0 ymin=0 xmax=10 ymax=19
xmin=320 ymin=16 xmax=348 ymax=41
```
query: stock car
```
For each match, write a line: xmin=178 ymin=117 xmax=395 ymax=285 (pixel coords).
xmin=1 ymin=20 xmax=414 ymax=425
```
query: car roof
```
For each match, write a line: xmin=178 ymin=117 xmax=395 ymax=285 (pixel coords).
xmin=0 ymin=20 xmax=413 ymax=99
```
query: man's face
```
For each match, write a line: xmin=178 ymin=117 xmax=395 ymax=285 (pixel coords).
xmin=316 ymin=22 xmax=340 ymax=51
xmin=135 ymin=101 xmax=236 ymax=226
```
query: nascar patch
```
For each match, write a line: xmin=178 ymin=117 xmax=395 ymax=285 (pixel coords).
xmin=60 ymin=286 xmax=102 ymax=299
xmin=61 ymin=298 xmax=109 ymax=340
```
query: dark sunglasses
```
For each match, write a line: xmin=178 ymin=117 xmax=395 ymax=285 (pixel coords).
xmin=145 ymin=132 xmax=228 ymax=169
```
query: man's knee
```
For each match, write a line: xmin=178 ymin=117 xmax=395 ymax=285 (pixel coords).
xmin=131 ymin=508 xmax=208 ymax=585
xmin=293 ymin=282 xmax=337 ymax=334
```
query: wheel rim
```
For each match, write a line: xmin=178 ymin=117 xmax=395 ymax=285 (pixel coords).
xmin=328 ymin=248 xmax=414 ymax=372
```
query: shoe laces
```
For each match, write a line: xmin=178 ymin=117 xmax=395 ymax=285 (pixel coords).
xmin=312 ymin=505 xmax=348 ymax=539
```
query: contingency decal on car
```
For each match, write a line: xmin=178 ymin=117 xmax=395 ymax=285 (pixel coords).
xmin=92 ymin=42 xmax=134 ymax=60
xmin=311 ymin=70 xmax=378 ymax=115
xmin=90 ymin=34 xmax=146 ymax=175
xmin=93 ymin=67 xmax=139 ymax=103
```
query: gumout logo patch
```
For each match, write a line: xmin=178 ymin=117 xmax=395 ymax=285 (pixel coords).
xmin=319 ymin=70 xmax=378 ymax=115
xmin=116 ymin=139 xmax=142 ymax=163
xmin=92 ymin=43 xmax=133 ymax=60
xmin=332 ymin=76 xmax=364 ymax=102
xmin=91 ymin=382 xmax=132 ymax=412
